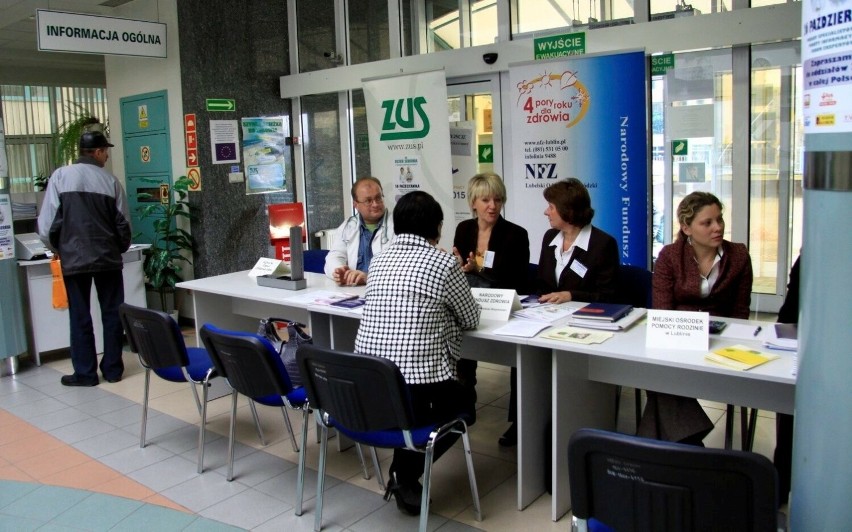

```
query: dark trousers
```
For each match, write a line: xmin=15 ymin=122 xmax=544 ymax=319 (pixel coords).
xmin=775 ymin=413 xmax=794 ymax=504
xmin=64 ymin=270 xmax=125 ymax=381
xmin=391 ymin=379 xmax=474 ymax=483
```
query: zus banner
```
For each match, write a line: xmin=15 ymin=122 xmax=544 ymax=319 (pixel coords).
xmin=508 ymin=51 xmax=648 ymax=266
xmin=363 ymin=70 xmax=455 ymax=249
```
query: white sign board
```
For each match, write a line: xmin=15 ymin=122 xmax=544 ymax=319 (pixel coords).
xmin=37 ymin=10 xmax=167 ymax=58
xmin=471 ymin=288 xmax=521 ymax=321
xmin=645 ymin=309 xmax=709 ymax=351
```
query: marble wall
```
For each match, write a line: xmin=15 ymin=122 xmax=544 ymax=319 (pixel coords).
xmin=177 ymin=1 xmax=293 ymax=277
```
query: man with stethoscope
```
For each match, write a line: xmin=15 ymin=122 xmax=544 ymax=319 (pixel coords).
xmin=324 ymin=176 xmax=395 ymax=285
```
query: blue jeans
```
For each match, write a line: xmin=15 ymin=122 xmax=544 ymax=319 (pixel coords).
xmin=64 ymin=270 xmax=125 ymax=381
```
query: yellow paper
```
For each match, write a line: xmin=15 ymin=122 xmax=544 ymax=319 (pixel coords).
xmin=705 ymin=344 xmax=779 ymax=371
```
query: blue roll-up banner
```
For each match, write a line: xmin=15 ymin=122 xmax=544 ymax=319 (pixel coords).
xmin=508 ymin=50 xmax=648 ymax=266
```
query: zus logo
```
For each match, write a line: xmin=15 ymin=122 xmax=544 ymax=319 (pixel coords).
xmin=380 ymin=97 xmax=430 ymax=140
xmin=525 ymin=163 xmax=558 ymax=179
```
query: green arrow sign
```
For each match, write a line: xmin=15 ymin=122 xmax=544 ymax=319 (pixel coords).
xmin=206 ymin=98 xmax=235 ymax=112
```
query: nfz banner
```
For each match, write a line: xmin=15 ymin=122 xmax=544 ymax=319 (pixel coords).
xmin=509 ymin=51 xmax=648 ymax=266
xmin=363 ymin=70 xmax=454 ymax=249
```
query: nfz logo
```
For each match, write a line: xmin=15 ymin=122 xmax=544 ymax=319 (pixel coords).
xmin=525 ymin=163 xmax=558 ymax=179
xmin=380 ymin=97 xmax=430 ymax=141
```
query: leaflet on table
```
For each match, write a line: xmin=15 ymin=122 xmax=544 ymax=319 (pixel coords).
xmin=511 ymin=303 xmax=576 ymax=323
xmin=284 ymin=290 xmax=360 ymax=305
xmin=568 ymin=308 xmax=646 ymax=331
xmin=705 ymin=344 xmax=780 ymax=371
xmin=540 ymin=326 xmax=613 ymax=344
xmin=491 ymin=319 xmax=551 ymax=338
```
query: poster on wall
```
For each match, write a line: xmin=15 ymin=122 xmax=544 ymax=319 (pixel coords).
xmin=450 ymin=122 xmax=478 ymax=224
xmin=210 ymin=120 xmax=240 ymax=164
xmin=241 ymin=117 xmax=287 ymax=194
xmin=508 ymin=50 xmax=648 ymax=266
xmin=363 ymin=70 xmax=455 ymax=249
xmin=801 ymin=0 xmax=852 ymax=135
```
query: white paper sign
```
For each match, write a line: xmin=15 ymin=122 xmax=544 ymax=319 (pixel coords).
xmin=471 ymin=288 xmax=521 ymax=322
xmin=210 ymin=120 xmax=240 ymax=164
xmin=645 ymin=309 xmax=709 ymax=351
xmin=248 ymin=257 xmax=290 ymax=278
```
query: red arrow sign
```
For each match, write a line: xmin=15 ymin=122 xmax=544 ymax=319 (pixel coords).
xmin=186 ymin=148 xmax=198 ymax=167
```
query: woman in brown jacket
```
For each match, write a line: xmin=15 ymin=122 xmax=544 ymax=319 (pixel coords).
xmin=638 ymin=191 xmax=753 ymax=444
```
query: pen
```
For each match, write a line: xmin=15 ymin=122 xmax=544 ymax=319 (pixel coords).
xmin=753 ymin=326 xmax=762 ymax=337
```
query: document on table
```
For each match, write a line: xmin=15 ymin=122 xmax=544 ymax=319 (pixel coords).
xmin=512 ymin=303 xmax=576 ymax=323
xmin=492 ymin=319 xmax=552 ymax=338
xmin=539 ymin=326 xmax=613 ymax=344
xmin=568 ymin=308 xmax=647 ymax=331
xmin=705 ymin=344 xmax=780 ymax=371
xmin=720 ymin=322 xmax=771 ymax=341
xmin=285 ymin=290 xmax=359 ymax=305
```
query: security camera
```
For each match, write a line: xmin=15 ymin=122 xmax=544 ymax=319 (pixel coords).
xmin=483 ymin=52 xmax=498 ymax=65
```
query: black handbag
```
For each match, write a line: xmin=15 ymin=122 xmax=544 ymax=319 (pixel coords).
xmin=257 ymin=317 xmax=312 ymax=387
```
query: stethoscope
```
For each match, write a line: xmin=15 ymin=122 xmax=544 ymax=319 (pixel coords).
xmin=339 ymin=211 xmax=391 ymax=246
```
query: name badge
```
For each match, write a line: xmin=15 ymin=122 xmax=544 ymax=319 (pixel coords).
xmin=570 ymin=259 xmax=588 ymax=278
xmin=483 ymin=250 xmax=495 ymax=269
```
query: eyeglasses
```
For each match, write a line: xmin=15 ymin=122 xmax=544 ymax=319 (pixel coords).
xmin=355 ymin=195 xmax=384 ymax=206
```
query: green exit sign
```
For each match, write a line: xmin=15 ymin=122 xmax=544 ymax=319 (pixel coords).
xmin=206 ymin=98 xmax=235 ymax=112
xmin=651 ymin=54 xmax=675 ymax=75
xmin=534 ymin=32 xmax=586 ymax=59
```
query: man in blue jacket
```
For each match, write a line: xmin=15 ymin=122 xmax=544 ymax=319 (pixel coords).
xmin=38 ymin=131 xmax=131 ymax=386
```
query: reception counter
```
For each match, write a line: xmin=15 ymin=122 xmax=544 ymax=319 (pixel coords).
xmin=17 ymin=244 xmax=148 ymax=365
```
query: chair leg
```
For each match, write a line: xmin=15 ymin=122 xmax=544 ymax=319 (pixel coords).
xmin=746 ymin=408 xmax=759 ymax=451
xmin=249 ymin=400 xmax=266 ymax=446
xmin=419 ymin=442 xmax=436 ymax=532
xmin=371 ymin=446 xmax=385 ymax=490
xmin=227 ymin=390 xmax=238 ymax=481
xmin=354 ymin=443 xmax=371 ymax=480
xmin=280 ymin=406 xmax=299 ymax=453
xmin=725 ymin=404 xmax=735 ymax=450
xmin=614 ymin=385 xmax=622 ymax=430
xmin=461 ymin=425 xmax=483 ymax=522
xmin=634 ymin=389 xmax=643 ymax=433
xmin=197 ymin=376 xmax=210 ymax=474
xmin=314 ymin=423 xmax=329 ymax=532
xmin=140 ymin=369 xmax=151 ymax=448
xmin=295 ymin=407 xmax=310 ymax=516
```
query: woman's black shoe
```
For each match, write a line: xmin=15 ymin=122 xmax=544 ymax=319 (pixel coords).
xmin=384 ymin=470 xmax=422 ymax=516
xmin=499 ymin=422 xmax=517 ymax=447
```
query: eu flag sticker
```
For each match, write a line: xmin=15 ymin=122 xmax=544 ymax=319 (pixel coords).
xmin=214 ymin=142 xmax=239 ymax=164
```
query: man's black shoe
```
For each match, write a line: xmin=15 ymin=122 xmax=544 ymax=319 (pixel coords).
xmin=61 ymin=374 xmax=99 ymax=387
xmin=104 ymin=375 xmax=122 ymax=383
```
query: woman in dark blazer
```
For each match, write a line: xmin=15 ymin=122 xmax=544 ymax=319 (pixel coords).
xmin=638 ymin=191 xmax=753 ymax=444
xmin=453 ymin=172 xmax=529 ymax=292
xmin=536 ymin=178 xmax=619 ymax=304
xmin=453 ymin=172 xmax=529 ymax=446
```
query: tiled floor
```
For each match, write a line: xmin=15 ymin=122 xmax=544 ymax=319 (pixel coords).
xmin=0 ymin=339 xmax=779 ymax=531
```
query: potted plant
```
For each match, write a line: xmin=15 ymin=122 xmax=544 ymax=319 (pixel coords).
xmin=138 ymin=175 xmax=197 ymax=313
xmin=52 ymin=104 xmax=107 ymax=168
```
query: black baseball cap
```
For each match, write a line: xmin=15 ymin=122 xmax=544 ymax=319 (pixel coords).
xmin=79 ymin=131 xmax=115 ymax=150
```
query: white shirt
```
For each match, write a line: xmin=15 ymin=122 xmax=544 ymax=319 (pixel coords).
xmin=549 ymin=224 xmax=592 ymax=282
xmin=698 ymin=247 xmax=724 ymax=298
xmin=323 ymin=212 xmax=395 ymax=279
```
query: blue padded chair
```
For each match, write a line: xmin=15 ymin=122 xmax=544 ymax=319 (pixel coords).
xmin=199 ymin=324 xmax=311 ymax=482
xmin=303 ymin=249 xmax=329 ymax=274
xmin=568 ymin=428 xmax=782 ymax=532
xmin=119 ymin=303 xmax=216 ymax=474
xmin=613 ymin=265 xmax=653 ymax=431
xmin=296 ymin=344 xmax=482 ymax=532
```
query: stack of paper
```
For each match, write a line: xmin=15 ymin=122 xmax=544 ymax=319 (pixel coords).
xmin=492 ymin=320 xmax=552 ymax=338
xmin=764 ymin=323 xmax=798 ymax=352
xmin=567 ymin=308 xmax=646 ymax=331
xmin=705 ymin=344 xmax=780 ymax=371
